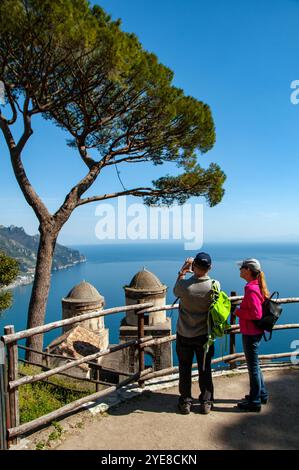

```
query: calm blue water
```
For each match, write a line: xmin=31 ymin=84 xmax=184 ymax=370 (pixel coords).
xmin=1 ymin=242 xmax=299 ymax=367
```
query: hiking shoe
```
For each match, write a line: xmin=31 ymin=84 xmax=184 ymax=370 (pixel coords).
xmin=245 ymin=395 xmax=268 ymax=404
xmin=199 ymin=401 xmax=213 ymax=415
xmin=237 ymin=401 xmax=261 ymax=412
xmin=178 ymin=402 xmax=191 ymax=415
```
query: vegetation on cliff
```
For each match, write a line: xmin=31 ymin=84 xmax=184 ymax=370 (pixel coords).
xmin=0 ymin=250 xmax=19 ymax=310
xmin=0 ymin=225 xmax=86 ymax=275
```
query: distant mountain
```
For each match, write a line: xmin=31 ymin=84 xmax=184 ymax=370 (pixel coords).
xmin=0 ymin=225 xmax=86 ymax=275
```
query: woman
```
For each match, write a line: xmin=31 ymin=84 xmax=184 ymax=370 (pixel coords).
xmin=235 ymin=258 xmax=269 ymax=412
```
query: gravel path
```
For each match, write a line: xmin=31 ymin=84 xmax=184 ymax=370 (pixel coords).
xmin=56 ymin=368 xmax=299 ymax=450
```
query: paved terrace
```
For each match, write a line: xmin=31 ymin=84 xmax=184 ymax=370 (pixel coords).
xmin=17 ymin=365 xmax=298 ymax=451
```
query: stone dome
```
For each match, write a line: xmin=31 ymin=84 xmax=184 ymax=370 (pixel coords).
xmin=125 ymin=268 xmax=167 ymax=294
xmin=63 ymin=281 xmax=104 ymax=304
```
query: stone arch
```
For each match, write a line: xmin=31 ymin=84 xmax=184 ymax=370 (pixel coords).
xmin=131 ymin=345 xmax=156 ymax=371
xmin=144 ymin=348 xmax=155 ymax=369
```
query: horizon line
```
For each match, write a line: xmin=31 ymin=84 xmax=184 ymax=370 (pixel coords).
xmin=66 ymin=240 xmax=299 ymax=247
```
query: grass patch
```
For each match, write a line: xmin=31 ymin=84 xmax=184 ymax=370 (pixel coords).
xmin=47 ymin=421 xmax=64 ymax=441
xmin=18 ymin=364 xmax=100 ymax=424
xmin=34 ymin=422 xmax=65 ymax=450
xmin=19 ymin=380 xmax=86 ymax=424
xmin=35 ymin=440 xmax=46 ymax=450
xmin=75 ymin=421 xmax=84 ymax=429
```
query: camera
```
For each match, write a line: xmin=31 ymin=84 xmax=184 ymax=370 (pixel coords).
xmin=182 ymin=257 xmax=194 ymax=272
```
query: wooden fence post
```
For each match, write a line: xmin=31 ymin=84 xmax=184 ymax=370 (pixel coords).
xmin=230 ymin=292 xmax=237 ymax=369
xmin=96 ymin=366 xmax=101 ymax=392
xmin=0 ymin=339 xmax=7 ymax=450
xmin=4 ymin=357 xmax=10 ymax=450
xmin=137 ymin=312 xmax=145 ymax=388
xmin=4 ymin=326 xmax=19 ymax=446
xmin=44 ymin=347 xmax=50 ymax=369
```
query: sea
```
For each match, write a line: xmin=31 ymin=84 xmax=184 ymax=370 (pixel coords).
xmin=1 ymin=242 xmax=299 ymax=368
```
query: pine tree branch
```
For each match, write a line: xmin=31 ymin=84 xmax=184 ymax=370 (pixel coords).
xmin=77 ymin=186 xmax=177 ymax=206
xmin=15 ymin=94 xmax=33 ymax=154
xmin=3 ymin=84 xmax=17 ymax=125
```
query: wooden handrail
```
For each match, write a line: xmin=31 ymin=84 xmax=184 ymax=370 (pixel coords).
xmin=7 ymin=368 xmax=153 ymax=439
xmin=3 ymin=297 xmax=299 ymax=345
xmin=1 ymin=302 xmax=154 ymax=344
xmin=226 ymin=324 xmax=299 ymax=334
xmin=139 ymin=324 xmax=299 ymax=349
xmin=9 ymin=336 xmax=153 ymax=390
xmin=18 ymin=344 xmax=113 ymax=370
xmin=226 ymin=352 xmax=296 ymax=364
xmin=139 ymin=351 xmax=298 ymax=381
xmin=134 ymin=296 xmax=299 ymax=316
xmin=12 ymin=323 xmax=299 ymax=388
xmin=18 ymin=358 xmax=114 ymax=386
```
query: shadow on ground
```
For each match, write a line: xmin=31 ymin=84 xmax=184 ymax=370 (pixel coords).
xmin=109 ymin=391 xmax=241 ymax=416
xmin=215 ymin=368 xmax=299 ymax=449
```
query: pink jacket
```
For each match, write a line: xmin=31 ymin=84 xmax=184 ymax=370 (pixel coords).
xmin=235 ymin=279 xmax=264 ymax=335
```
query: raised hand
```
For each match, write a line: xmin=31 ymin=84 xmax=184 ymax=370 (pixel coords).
xmin=181 ymin=257 xmax=194 ymax=273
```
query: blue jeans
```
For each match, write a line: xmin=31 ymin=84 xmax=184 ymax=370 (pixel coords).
xmin=242 ymin=334 xmax=268 ymax=405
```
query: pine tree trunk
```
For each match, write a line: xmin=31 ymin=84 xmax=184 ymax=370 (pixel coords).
xmin=25 ymin=228 xmax=57 ymax=364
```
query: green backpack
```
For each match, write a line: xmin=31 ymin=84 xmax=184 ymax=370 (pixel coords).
xmin=203 ymin=280 xmax=231 ymax=369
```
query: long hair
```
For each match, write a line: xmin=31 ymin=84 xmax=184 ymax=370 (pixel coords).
xmin=250 ymin=269 xmax=270 ymax=299
xmin=258 ymin=271 xmax=270 ymax=299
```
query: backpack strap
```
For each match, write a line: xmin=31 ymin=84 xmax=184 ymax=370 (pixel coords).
xmin=211 ymin=279 xmax=220 ymax=294
xmin=203 ymin=280 xmax=218 ymax=371
xmin=263 ymin=331 xmax=272 ymax=342
xmin=269 ymin=291 xmax=279 ymax=300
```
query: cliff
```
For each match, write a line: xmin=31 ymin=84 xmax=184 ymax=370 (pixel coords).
xmin=0 ymin=225 xmax=86 ymax=279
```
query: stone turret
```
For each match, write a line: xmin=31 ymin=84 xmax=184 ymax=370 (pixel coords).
xmin=62 ymin=281 xmax=106 ymax=334
xmin=124 ymin=268 xmax=168 ymax=326
xmin=48 ymin=281 xmax=109 ymax=378
xmin=120 ymin=268 xmax=172 ymax=376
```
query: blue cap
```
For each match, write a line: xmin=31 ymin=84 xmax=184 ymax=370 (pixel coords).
xmin=194 ymin=252 xmax=212 ymax=268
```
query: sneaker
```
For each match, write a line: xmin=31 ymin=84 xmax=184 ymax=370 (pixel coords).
xmin=199 ymin=401 xmax=213 ymax=415
xmin=237 ymin=401 xmax=261 ymax=412
xmin=178 ymin=402 xmax=191 ymax=415
xmin=244 ymin=394 xmax=268 ymax=404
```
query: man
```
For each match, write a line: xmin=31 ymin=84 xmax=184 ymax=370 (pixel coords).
xmin=173 ymin=252 xmax=220 ymax=415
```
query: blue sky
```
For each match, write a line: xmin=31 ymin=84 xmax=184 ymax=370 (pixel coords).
xmin=1 ymin=0 xmax=299 ymax=246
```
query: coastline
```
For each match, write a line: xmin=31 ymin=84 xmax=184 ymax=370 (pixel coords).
xmin=0 ymin=258 xmax=87 ymax=291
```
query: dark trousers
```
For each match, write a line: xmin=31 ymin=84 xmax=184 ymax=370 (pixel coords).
xmin=176 ymin=333 xmax=215 ymax=404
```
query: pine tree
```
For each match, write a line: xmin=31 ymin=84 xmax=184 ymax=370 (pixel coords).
xmin=0 ymin=0 xmax=226 ymax=361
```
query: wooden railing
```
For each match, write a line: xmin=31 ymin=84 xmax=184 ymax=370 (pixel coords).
xmin=1 ymin=294 xmax=299 ymax=449
xmin=0 ymin=303 xmax=154 ymax=449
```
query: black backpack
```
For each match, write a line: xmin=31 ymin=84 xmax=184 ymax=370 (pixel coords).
xmin=253 ymin=291 xmax=283 ymax=341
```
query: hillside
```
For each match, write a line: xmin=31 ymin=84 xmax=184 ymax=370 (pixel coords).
xmin=0 ymin=225 xmax=86 ymax=276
